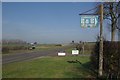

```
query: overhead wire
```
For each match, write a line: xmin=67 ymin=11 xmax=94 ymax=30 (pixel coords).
xmin=79 ymin=5 xmax=99 ymax=15
xmin=79 ymin=2 xmax=108 ymax=15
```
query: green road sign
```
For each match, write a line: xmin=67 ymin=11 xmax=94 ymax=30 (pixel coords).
xmin=80 ymin=15 xmax=99 ymax=28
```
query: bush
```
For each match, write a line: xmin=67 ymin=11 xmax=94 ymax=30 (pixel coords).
xmin=2 ymin=47 xmax=10 ymax=53
xmin=55 ymin=44 xmax=62 ymax=46
xmin=2 ymin=44 xmax=29 ymax=54
xmin=103 ymin=41 xmax=120 ymax=78
xmin=12 ymin=46 xmax=28 ymax=50
xmin=90 ymin=41 xmax=99 ymax=70
xmin=90 ymin=41 xmax=120 ymax=78
xmin=76 ymin=42 xmax=95 ymax=54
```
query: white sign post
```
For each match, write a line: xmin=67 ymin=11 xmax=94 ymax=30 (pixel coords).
xmin=72 ymin=50 xmax=79 ymax=55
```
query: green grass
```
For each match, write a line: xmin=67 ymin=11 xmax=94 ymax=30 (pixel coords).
xmin=3 ymin=56 xmax=96 ymax=78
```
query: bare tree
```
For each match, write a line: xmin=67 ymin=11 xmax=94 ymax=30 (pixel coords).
xmin=104 ymin=2 xmax=120 ymax=41
xmin=96 ymin=2 xmax=120 ymax=41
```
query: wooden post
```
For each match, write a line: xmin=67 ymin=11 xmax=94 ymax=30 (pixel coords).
xmin=82 ymin=42 xmax=84 ymax=54
xmin=99 ymin=4 xmax=103 ymax=77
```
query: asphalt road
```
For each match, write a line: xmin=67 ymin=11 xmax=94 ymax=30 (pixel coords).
xmin=2 ymin=46 xmax=70 ymax=64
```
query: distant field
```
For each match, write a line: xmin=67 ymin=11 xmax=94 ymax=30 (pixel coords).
xmin=3 ymin=56 xmax=96 ymax=78
xmin=2 ymin=42 xmax=96 ymax=55
xmin=2 ymin=44 xmax=68 ymax=54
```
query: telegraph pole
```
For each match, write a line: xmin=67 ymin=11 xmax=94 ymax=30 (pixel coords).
xmin=99 ymin=4 xmax=103 ymax=77
xmin=79 ymin=3 xmax=104 ymax=77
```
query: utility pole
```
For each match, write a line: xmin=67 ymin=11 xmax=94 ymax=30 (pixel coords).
xmin=79 ymin=3 xmax=103 ymax=77
xmin=99 ymin=4 xmax=103 ymax=77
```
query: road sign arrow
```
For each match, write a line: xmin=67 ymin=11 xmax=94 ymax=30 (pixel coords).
xmin=95 ymin=17 xmax=97 ymax=25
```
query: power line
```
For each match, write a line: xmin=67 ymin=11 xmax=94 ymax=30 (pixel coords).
xmin=79 ymin=6 xmax=99 ymax=15
xmin=79 ymin=2 xmax=112 ymax=15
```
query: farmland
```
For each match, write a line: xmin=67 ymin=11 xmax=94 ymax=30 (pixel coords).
xmin=2 ymin=43 xmax=69 ymax=54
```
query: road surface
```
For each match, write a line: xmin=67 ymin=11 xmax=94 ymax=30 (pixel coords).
xmin=2 ymin=46 xmax=71 ymax=64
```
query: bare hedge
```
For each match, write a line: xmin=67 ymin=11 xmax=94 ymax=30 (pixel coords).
xmin=90 ymin=41 xmax=120 ymax=78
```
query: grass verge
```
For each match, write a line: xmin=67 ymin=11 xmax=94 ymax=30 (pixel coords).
xmin=3 ymin=56 xmax=96 ymax=78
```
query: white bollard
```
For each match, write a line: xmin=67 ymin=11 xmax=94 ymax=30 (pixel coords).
xmin=58 ymin=52 xmax=66 ymax=56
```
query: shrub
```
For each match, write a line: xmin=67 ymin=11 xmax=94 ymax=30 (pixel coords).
xmin=76 ymin=42 xmax=95 ymax=54
xmin=90 ymin=41 xmax=120 ymax=78
xmin=55 ymin=44 xmax=62 ymax=46
xmin=2 ymin=47 xmax=10 ymax=53
xmin=12 ymin=46 xmax=28 ymax=50
xmin=90 ymin=41 xmax=99 ymax=70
